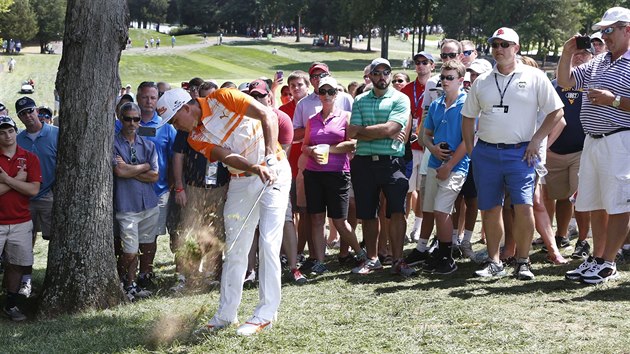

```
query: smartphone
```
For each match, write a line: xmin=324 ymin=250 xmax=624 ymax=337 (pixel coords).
xmin=576 ymin=36 xmax=591 ymax=50
xmin=276 ymin=70 xmax=283 ymax=79
xmin=439 ymin=142 xmax=450 ymax=150
xmin=137 ymin=126 xmax=156 ymax=137
xmin=181 ymin=82 xmax=190 ymax=90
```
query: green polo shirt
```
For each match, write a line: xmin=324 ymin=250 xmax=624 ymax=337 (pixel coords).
xmin=351 ymin=87 xmax=410 ymax=156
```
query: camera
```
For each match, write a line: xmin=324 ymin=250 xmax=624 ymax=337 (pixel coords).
xmin=575 ymin=36 xmax=591 ymax=50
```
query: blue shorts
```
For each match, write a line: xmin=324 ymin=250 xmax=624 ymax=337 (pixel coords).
xmin=472 ymin=142 xmax=536 ymax=210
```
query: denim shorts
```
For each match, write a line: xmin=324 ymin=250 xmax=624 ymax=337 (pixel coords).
xmin=472 ymin=143 xmax=536 ymax=210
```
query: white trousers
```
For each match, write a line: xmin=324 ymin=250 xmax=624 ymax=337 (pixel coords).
xmin=215 ymin=159 xmax=291 ymax=322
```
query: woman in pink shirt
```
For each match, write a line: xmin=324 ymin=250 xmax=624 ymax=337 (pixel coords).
xmin=302 ymin=77 xmax=367 ymax=272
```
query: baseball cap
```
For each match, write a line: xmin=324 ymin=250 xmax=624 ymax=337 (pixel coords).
xmin=370 ymin=57 xmax=391 ymax=71
xmin=308 ymin=63 xmax=330 ymax=75
xmin=237 ymin=82 xmax=250 ymax=92
xmin=249 ymin=79 xmax=270 ymax=95
xmin=0 ymin=102 xmax=6 ymax=113
xmin=155 ymin=88 xmax=192 ymax=126
xmin=0 ymin=116 xmax=17 ymax=130
xmin=15 ymin=96 xmax=36 ymax=115
xmin=318 ymin=76 xmax=338 ymax=90
xmin=487 ymin=27 xmax=519 ymax=45
xmin=592 ymin=7 xmax=630 ymax=30
xmin=467 ymin=59 xmax=493 ymax=74
xmin=590 ymin=32 xmax=604 ymax=43
xmin=38 ymin=106 xmax=53 ymax=117
xmin=413 ymin=51 xmax=435 ymax=62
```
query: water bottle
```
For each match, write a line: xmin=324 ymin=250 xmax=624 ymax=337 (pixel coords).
xmin=534 ymin=159 xmax=547 ymax=177
xmin=391 ymin=139 xmax=404 ymax=150
xmin=205 ymin=162 xmax=218 ymax=186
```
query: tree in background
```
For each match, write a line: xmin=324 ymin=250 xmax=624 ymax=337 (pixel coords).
xmin=32 ymin=0 xmax=66 ymax=54
xmin=0 ymin=0 xmax=13 ymax=12
xmin=0 ymin=0 xmax=38 ymax=42
xmin=39 ymin=0 xmax=128 ymax=317
xmin=128 ymin=0 xmax=168 ymax=30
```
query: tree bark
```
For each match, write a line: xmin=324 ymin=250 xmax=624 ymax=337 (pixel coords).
xmin=39 ymin=0 xmax=129 ymax=318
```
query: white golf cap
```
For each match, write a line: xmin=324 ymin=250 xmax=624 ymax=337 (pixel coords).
xmin=318 ymin=76 xmax=338 ymax=90
xmin=467 ymin=59 xmax=493 ymax=75
xmin=156 ymin=88 xmax=191 ymax=127
xmin=487 ymin=27 xmax=519 ymax=45
xmin=592 ymin=7 xmax=630 ymax=30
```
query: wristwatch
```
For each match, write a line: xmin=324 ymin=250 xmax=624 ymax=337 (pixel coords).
xmin=613 ymin=95 xmax=622 ymax=108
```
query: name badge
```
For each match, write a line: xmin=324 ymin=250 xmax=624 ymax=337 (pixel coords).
xmin=492 ymin=105 xmax=509 ymax=114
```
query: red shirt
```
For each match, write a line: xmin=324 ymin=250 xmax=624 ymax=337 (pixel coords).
xmin=274 ymin=108 xmax=294 ymax=146
xmin=279 ymin=100 xmax=301 ymax=178
xmin=0 ymin=146 xmax=42 ymax=225
xmin=401 ymin=79 xmax=426 ymax=151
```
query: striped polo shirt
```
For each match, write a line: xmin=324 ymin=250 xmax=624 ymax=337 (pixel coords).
xmin=350 ymin=87 xmax=410 ymax=156
xmin=573 ymin=51 xmax=630 ymax=134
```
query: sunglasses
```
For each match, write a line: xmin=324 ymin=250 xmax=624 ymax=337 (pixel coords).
xmin=130 ymin=146 xmax=138 ymax=165
xmin=440 ymin=53 xmax=458 ymax=59
xmin=439 ymin=75 xmax=457 ymax=81
xmin=415 ymin=60 xmax=430 ymax=65
xmin=19 ymin=108 xmax=35 ymax=116
xmin=38 ymin=113 xmax=52 ymax=119
xmin=251 ymin=93 xmax=268 ymax=99
xmin=188 ymin=86 xmax=198 ymax=92
xmin=491 ymin=42 xmax=512 ymax=48
xmin=310 ymin=72 xmax=330 ymax=79
xmin=601 ymin=25 xmax=627 ymax=34
xmin=122 ymin=116 xmax=141 ymax=122
xmin=463 ymin=50 xmax=474 ymax=56
xmin=318 ymin=88 xmax=337 ymax=96
xmin=392 ymin=79 xmax=406 ymax=84
xmin=371 ymin=69 xmax=391 ymax=76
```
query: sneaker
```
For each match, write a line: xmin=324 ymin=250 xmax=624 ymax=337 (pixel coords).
xmin=459 ymin=240 xmax=476 ymax=260
xmin=4 ymin=306 xmax=27 ymax=322
xmin=18 ymin=279 xmax=32 ymax=298
xmin=125 ymin=282 xmax=152 ymax=300
xmin=433 ymin=257 xmax=458 ymax=275
xmin=243 ymin=270 xmax=257 ymax=286
xmin=195 ymin=315 xmax=237 ymax=335
xmin=298 ymin=258 xmax=315 ymax=274
xmin=581 ymin=258 xmax=620 ymax=284
xmin=571 ymin=240 xmax=591 ymax=259
xmin=421 ymin=254 xmax=438 ymax=273
xmin=137 ymin=272 xmax=155 ymax=289
xmin=390 ymin=259 xmax=417 ymax=277
xmin=297 ymin=253 xmax=307 ymax=265
xmin=280 ymin=254 xmax=288 ymax=269
xmin=427 ymin=237 xmax=439 ymax=254
xmin=565 ymin=256 xmax=595 ymax=281
xmin=351 ymin=258 xmax=383 ymax=275
xmin=289 ymin=268 xmax=308 ymax=285
xmin=309 ymin=260 xmax=328 ymax=275
xmin=378 ymin=253 xmax=393 ymax=266
xmin=170 ymin=276 xmax=186 ymax=292
xmin=404 ymin=249 xmax=430 ymax=266
xmin=474 ymin=260 xmax=507 ymax=277
xmin=236 ymin=316 xmax=272 ymax=336
xmin=514 ymin=259 xmax=535 ymax=280
xmin=451 ymin=244 xmax=463 ymax=259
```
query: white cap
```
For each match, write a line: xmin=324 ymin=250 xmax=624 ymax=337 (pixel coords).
xmin=318 ymin=76 xmax=338 ymax=90
xmin=370 ymin=57 xmax=391 ymax=71
xmin=487 ymin=27 xmax=519 ymax=45
xmin=592 ymin=7 xmax=630 ymax=30
xmin=590 ymin=32 xmax=603 ymax=42
xmin=156 ymin=88 xmax=191 ymax=127
xmin=467 ymin=59 xmax=493 ymax=74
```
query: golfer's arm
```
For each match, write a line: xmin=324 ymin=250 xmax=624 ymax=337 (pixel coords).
xmin=211 ymin=146 xmax=261 ymax=174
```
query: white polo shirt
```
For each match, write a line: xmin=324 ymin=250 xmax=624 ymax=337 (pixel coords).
xmin=461 ymin=63 xmax=563 ymax=144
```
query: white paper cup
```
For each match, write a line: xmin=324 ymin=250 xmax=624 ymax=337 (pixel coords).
xmin=313 ymin=144 xmax=330 ymax=164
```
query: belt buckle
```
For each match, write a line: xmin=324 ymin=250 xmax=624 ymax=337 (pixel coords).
xmin=496 ymin=143 xmax=505 ymax=150
xmin=371 ymin=155 xmax=379 ymax=161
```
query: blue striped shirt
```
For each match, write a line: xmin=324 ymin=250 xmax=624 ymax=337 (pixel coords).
xmin=573 ymin=51 xmax=630 ymax=134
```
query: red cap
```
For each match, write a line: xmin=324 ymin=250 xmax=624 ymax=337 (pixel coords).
xmin=308 ymin=63 xmax=329 ymax=75
xmin=248 ymin=79 xmax=270 ymax=95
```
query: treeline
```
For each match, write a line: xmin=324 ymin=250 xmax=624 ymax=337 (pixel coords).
xmin=0 ymin=0 xmax=66 ymax=54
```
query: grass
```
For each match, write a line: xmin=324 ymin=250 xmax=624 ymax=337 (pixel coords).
xmin=2 ymin=28 xmax=627 ymax=353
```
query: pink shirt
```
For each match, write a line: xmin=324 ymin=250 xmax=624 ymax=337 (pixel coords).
xmin=305 ymin=109 xmax=351 ymax=172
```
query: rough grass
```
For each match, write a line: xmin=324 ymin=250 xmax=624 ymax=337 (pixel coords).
xmin=2 ymin=217 xmax=630 ymax=353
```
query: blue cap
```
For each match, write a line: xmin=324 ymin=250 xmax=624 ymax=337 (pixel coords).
xmin=413 ymin=51 xmax=435 ymax=62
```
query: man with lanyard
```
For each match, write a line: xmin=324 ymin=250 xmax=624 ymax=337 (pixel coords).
xmin=401 ymin=51 xmax=434 ymax=242
xmin=157 ymin=87 xmax=291 ymax=336
xmin=462 ymin=27 xmax=564 ymax=280
xmin=558 ymin=7 xmax=630 ymax=284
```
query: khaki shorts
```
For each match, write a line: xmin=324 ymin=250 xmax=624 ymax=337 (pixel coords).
xmin=423 ymin=168 xmax=466 ymax=214
xmin=0 ymin=221 xmax=34 ymax=266
xmin=408 ymin=149 xmax=424 ymax=192
xmin=544 ymin=150 xmax=581 ymax=200
xmin=30 ymin=192 xmax=53 ymax=241
xmin=116 ymin=207 xmax=159 ymax=253
xmin=155 ymin=192 xmax=170 ymax=236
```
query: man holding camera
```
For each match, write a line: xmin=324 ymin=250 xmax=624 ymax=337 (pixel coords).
xmin=558 ymin=7 xmax=630 ymax=284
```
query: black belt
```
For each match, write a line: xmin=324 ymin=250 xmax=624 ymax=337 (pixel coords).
xmin=588 ymin=127 xmax=630 ymax=139
xmin=478 ymin=139 xmax=528 ymax=149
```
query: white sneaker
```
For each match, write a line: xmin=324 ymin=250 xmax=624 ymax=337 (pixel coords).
xmin=460 ymin=240 xmax=475 ymax=260
xmin=581 ymin=258 xmax=619 ymax=284
xmin=194 ymin=315 xmax=237 ymax=336
xmin=236 ymin=316 xmax=272 ymax=336
xmin=18 ymin=279 xmax=32 ymax=298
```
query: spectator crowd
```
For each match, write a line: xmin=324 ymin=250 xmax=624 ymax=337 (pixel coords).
xmin=0 ymin=7 xmax=629 ymax=338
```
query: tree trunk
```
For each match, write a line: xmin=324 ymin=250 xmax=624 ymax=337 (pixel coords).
xmin=296 ymin=14 xmax=301 ymax=42
xmin=367 ymin=30 xmax=371 ymax=52
xmin=38 ymin=0 xmax=129 ymax=318
xmin=380 ymin=26 xmax=388 ymax=59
